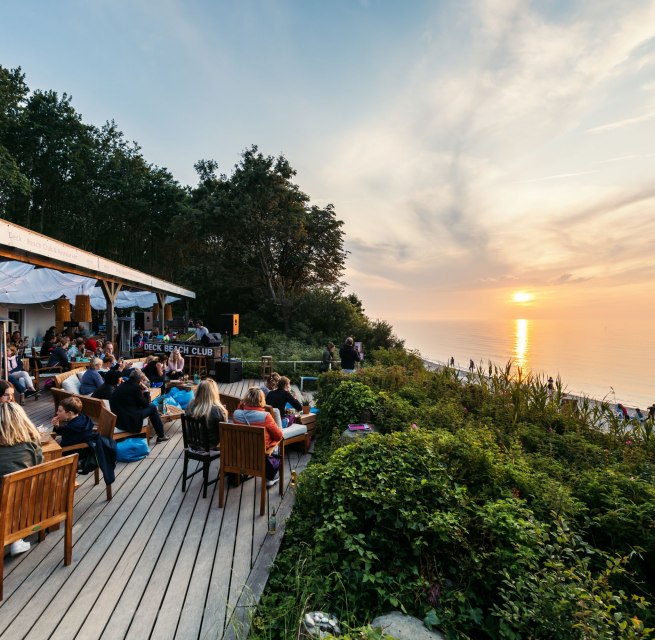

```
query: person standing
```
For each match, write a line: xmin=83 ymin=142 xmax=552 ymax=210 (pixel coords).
xmin=547 ymin=376 xmax=554 ymax=400
xmin=468 ymin=359 xmax=475 ymax=373
xmin=319 ymin=342 xmax=336 ymax=372
xmin=449 ymin=356 xmax=455 ymax=367
xmin=339 ymin=337 xmax=361 ymax=373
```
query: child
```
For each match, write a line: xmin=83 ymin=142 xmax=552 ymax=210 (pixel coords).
xmin=51 ymin=396 xmax=95 ymax=447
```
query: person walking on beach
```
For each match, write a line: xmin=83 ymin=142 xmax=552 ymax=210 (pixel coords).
xmin=468 ymin=359 xmax=474 ymax=373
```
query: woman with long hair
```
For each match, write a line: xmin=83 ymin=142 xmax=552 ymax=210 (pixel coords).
xmin=0 ymin=400 xmax=43 ymax=555
xmin=166 ymin=348 xmax=185 ymax=380
xmin=185 ymin=378 xmax=226 ymax=449
xmin=8 ymin=345 xmax=39 ymax=402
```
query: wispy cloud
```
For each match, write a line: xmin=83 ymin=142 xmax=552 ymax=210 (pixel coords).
xmin=587 ymin=111 xmax=655 ymax=133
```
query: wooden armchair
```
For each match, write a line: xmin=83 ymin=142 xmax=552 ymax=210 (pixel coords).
xmin=0 ymin=454 xmax=78 ymax=600
xmin=180 ymin=415 xmax=220 ymax=498
xmin=218 ymin=421 xmax=284 ymax=516
xmin=28 ymin=356 xmax=63 ymax=390
xmin=221 ymin=394 xmax=241 ymax=418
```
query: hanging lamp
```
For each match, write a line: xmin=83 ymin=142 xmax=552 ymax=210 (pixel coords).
xmin=74 ymin=293 xmax=92 ymax=323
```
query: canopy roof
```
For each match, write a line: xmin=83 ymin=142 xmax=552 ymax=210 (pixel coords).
xmin=0 ymin=261 xmax=179 ymax=309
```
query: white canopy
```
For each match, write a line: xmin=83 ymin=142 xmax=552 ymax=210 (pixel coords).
xmin=0 ymin=261 xmax=179 ymax=309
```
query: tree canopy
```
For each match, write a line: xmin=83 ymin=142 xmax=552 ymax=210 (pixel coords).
xmin=0 ymin=64 xmax=400 ymax=349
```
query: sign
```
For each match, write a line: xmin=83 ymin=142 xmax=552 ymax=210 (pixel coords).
xmin=143 ymin=341 xmax=218 ymax=357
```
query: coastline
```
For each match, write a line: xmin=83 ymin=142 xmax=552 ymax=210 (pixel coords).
xmin=421 ymin=357 xmax=650 ymax=419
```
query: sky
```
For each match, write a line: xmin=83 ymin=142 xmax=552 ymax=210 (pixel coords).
xmin=2 ymin=0 xmax=655 ymax=335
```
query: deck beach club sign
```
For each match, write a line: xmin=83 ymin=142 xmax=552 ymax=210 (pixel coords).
xmin=143 ymin=342 xmax=217 ymax=357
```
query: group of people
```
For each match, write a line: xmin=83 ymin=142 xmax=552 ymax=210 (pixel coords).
xmin=320 ymin=337 xmax=363 ymax=374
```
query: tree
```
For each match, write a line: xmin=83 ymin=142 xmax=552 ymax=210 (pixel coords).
xmin=197 ymin=145 xmax=348 ymax=333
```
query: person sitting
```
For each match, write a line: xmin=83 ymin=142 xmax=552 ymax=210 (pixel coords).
xmin=100 ymin=355 xmax=126 ymax=375
xmin=143 ymin=355 xmax=165 ymax=384
xmin=67 ymin=337 xmax=86 ymax=360
xmin=40 ymin=328 xmax=56 ymax=357
xmin=51 ymin=396 xmax=95 ymax=447
xmin=8 ymin=345 xmax=38 ymax=401
xmin=0 ymin=401 xmax=43 ymax=555
xmin=79 ymin=358 xmax=104 ymax=395
xmin=259 ymin=372 xmax=280 ymax=398
xmin=47 ymin=337 xmax=71 ymax=371
xmin=185 ymin=379 xmax=227 ymax=449
xmin=166 ymin=348 xmax=185 ymax=380
xmin=233 ymin=387 xmax=283 ymax=487
xmin=266 ymin=376 xmax=302 ymax=423
xmin=102 ymin=341 xmax=115 ymax=360
xmin=85 ymin=335 xmax=98 ymax=355
xmin=0 ymin=380 xmax=18 ymax=404
xmin=92 ymin=369 xmax=121 ymax=401
xmin=339 ymin=336 xmax=361 ymax=373
xmin=110 ymin=369 xmax=168 ymax=442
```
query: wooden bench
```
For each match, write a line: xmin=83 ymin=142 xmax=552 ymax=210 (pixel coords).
xmin=54 ymin=368 xmax=80 ymax=390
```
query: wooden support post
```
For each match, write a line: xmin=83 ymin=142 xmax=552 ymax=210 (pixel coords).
xmin=156 ymin=292 xmax=166 ymax=335
xmin=100 ymin=280 xmax=122 ymax=344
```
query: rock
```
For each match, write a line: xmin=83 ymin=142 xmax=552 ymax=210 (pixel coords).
xmin=371 ymin=612 xmax=445 ymax=640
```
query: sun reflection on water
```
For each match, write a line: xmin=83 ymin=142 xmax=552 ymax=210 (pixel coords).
xmin=514 ymin=318 xmax=529 ymax=370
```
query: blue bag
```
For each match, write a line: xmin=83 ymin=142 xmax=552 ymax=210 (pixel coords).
xmin=116 ymin=437 xmax=150 ymax=462
xmin=169 ymin=386 xmax=193 ymax=409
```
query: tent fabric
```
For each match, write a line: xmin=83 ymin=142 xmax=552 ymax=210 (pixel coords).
xmin=0 ymin=261 xmax=179 ymax=309
xmin=90 ymin=288 xmax=180 ymax=310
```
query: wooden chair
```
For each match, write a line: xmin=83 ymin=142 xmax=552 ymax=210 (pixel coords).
xmin=185 ymin=355 xmax=207 ymax=379
xmin=221 ymin=394 xmax=241 ymax=418
xmin=0 ymin=454 xmax=78 ymax=600
xmin=218 ymin=421 xmax=284 ymax=516
xmin=180 ymin=415 xmax=220 ymax=498
xmin=28 ymin=356 xmax=63 ymax=390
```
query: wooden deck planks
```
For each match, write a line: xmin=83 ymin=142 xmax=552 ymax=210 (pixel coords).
xmin=1 ymin=385 xmax=312 ymax=640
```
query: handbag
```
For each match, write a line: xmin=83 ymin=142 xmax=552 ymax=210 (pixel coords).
xmin=116 ymin=437 xmax=150 ymax=462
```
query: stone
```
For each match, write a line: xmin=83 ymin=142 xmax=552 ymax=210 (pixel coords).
xmin=371 ymin=612 xmax=445 ymax=640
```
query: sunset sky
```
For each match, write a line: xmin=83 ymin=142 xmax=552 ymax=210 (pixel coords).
xmin=2 ymin=0 xmax=655 ymax=331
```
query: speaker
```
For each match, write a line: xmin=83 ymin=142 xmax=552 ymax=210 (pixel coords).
xmin=214 ymin=360 xmax=243 ymax=383
xmin=216 ymin=313 xmax=239 ymax=336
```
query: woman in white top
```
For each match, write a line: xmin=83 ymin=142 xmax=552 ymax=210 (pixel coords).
xmin=166 ymin=348 xmax=185 ymax=380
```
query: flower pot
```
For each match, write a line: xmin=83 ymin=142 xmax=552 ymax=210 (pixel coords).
xmin=302 ymin=404 xmax=311 ymax=414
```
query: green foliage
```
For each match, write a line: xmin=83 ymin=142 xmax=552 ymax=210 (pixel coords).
xmin=317 ymin=380 xmax=379 ymax=441
xmin=253 ymin=362 xmax=655 ymax=640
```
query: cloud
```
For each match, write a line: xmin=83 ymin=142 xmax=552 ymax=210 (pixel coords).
xmin=587 ymin=110 xmax=655 ymax=133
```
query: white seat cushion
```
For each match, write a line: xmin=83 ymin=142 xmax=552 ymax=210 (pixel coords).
xmin=283 ymin=424 xmax=308 ymax=439
xmin=62 ymin=376 xmax=81 ymax=394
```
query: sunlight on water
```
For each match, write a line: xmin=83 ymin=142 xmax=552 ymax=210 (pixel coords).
xmin=513 ymin=319 xmax=529 ymax=369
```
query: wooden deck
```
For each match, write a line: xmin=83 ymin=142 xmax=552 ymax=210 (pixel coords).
xmin=1 ymin=379 xmax=312 ymax=640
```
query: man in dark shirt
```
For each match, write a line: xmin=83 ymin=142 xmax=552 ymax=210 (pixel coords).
xmin=47 ymin=337 xmax=71 ymax=371
xmin=110 ymin=370 xmax=168 ymax=442
xmin=339 ymin=337 xmax=361 ymax=372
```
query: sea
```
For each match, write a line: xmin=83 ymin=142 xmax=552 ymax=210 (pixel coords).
xmin=397 ymin=318 xmax=653 ymax=410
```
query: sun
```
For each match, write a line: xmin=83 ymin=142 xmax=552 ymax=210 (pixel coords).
xmin=512 ymin=291 xmax=534 ymax=303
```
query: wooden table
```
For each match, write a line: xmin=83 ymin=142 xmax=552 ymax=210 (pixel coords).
xmin=298 ymin=412 xmax=316 ymax=440
xmin=40 ymin=433 xmax=62 ymax=462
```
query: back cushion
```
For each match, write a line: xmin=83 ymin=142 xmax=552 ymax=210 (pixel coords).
xmin=62 ymin=375 xmax=81 ymax=394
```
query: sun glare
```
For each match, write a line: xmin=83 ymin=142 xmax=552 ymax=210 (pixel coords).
xmin=512 ymin=291 xmax=533 ymax=304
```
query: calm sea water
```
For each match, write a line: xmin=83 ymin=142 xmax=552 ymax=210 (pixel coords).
xmin=397 ymin=318 xmax=653 ymax=410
